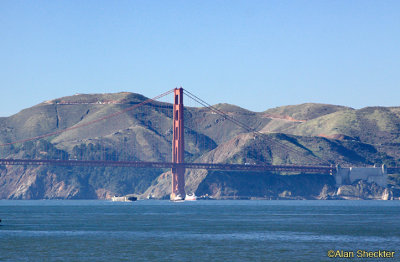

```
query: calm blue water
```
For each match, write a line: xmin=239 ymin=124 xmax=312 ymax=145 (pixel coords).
xmin=0 ymin=200 xmax=399 ymax=262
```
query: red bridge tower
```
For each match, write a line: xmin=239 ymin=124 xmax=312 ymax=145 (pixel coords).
xmin=171 ymin=87 xmax=186 ymax=200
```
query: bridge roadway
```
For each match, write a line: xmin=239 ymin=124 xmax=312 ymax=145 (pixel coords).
xmin=0 ymin=158 xmax=336 ymax=174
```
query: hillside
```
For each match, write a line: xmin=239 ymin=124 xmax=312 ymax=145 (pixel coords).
xmin=0 ymin=92 xmax=399 ymax=199
xmin=261 ymin=105 xmax=400 ymax=146
xmin=144 ymin=131 xmax=398 ymax=199
xmin=264 ymin=103 xmax=351 ymax=121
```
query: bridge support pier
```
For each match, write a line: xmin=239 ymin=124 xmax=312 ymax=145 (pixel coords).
xmin=171 ymin=87 xmax=186 ymax=200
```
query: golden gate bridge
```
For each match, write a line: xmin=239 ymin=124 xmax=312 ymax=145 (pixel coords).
xmin=0 ymin=88 xmax=398 ymax=199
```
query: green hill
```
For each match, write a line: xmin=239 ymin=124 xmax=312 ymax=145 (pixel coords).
xmin=264 ymin=103 xmax=351 ymax=120
xmin=0 ymin=93 xmax=399 ymax=199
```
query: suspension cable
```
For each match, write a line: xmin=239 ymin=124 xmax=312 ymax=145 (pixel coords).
xmin=184 ymin=89 xmax=331 ymax=166
xmin=0 ymin=89 xmax=175 ymax=147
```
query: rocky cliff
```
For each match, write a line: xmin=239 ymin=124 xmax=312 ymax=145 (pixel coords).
xmin=0 ymin=92 xmax=400 ymax=199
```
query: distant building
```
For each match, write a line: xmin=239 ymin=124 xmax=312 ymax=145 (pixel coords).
xmin=334 ymin=164 xmax=387 ymax=187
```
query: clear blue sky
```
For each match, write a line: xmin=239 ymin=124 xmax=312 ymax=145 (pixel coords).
xmin=1 ymin=0 xmax=399 ymax=117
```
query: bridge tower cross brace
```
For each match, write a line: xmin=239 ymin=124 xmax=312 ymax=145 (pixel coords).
xmin=171 ymin=87 xmax=186 ymax=200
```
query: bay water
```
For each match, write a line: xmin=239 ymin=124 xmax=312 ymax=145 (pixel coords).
xmin=1 ymin=200 xmax=399 ymax=261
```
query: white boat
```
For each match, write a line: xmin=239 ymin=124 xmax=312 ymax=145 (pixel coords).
xmin=171 ymin=194 xmax=184 ymax=202
xmin=112 ymin=196 xmax=127 ymax=202
xmin=185 ymin=193 xmax=197 ymax=201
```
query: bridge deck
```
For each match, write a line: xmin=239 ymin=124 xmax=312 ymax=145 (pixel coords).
xmin=1 ymin=159 xmax=399 ymax=174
